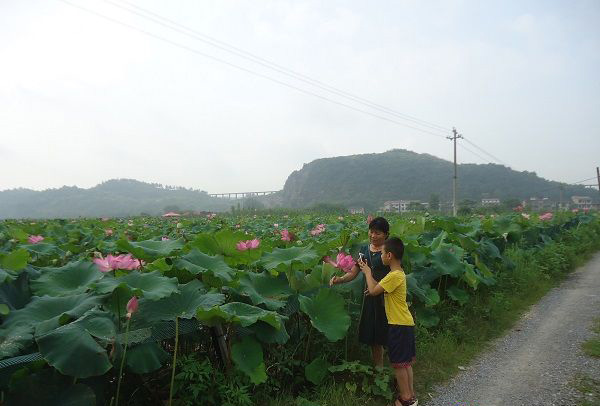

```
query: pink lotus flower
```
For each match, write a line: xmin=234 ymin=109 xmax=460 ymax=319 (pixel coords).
xmin=281 ymin=229 xmax=294 ymax=242
xmin=28 ymin=235 xmax=44 ymax=244
xmin=236 ymin=238 xmax=261 ymax=251
xmin=161 ymin=236 xmax=170 ymax=241
xmin=521 ymin=213 xmax=530 ymax=219
xmin=539 ymin=212 xmax=553 ymax=221
xmin=235 ymin=224 xmax=241 ymax=229
xmin=126 ymin=296 xmax=138 ymax=319
xmin=105 ymin=229 xmax=113 ymax=237
xmin=367 ymin=214 xmax=374 ymax=224
xmin=93 ymin=254 xmax=143 ymax=272
xmin=323 ymin=252 xmax=356 ymax=273
xmin=572 ymin=208 xmax=579 ymax=213
xmin=513 ymin=205 xmax=524 ymax=212
xmin=310 ymin=224 xmax=326 ymax=236
xmin=273 ymin=223 xmax=279 ymax=228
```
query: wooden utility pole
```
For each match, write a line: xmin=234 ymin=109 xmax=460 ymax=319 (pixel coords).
xmin=597 ymin=167 xmax=600 ymax=195
xmin=447 ymin=128 xmax=463 ymax=216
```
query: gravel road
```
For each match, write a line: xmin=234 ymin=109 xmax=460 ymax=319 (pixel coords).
xmin=426 ymin=252 xmax=600 ymax=406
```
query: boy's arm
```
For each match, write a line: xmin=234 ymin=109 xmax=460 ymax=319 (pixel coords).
xmin=358 ymin=259 xmax=384 ymax=296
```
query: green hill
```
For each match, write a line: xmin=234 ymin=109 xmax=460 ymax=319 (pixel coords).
xmin=281 ymin=149 xmax=596 ymax=209
xmin=0 ymin=179 xmax=231 ymax=219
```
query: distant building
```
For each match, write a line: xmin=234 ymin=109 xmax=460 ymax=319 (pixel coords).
xmin=481 ymin=198 xmax=500 ymax=206
xmin=383 ymin=200 xmax=428 ymax=213
xmin=349 ymin=207 xmax=365 ymax=214
xmin=523 ymin=197 xmax=553 ymax=211
xmin=571 ymin=196 xmax=593 ymax=210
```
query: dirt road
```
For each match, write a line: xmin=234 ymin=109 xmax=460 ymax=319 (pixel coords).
xmin=427 ymin=252 xmax=600 ymax=406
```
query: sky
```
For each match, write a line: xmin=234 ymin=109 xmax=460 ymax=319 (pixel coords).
xmin=1 ymin=0 xmax=599 ymax=193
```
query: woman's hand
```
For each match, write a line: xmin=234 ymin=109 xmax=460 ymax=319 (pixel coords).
xmin=357 ymin=257 xmax=372 ymax=274
xmin=329 ymin=275 xmax=342 ymax=286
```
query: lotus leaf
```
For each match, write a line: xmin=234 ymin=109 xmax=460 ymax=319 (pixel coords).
xmin=116 ymin=238 xmax=184 ymax=261
xmin=231 ymin=335 xmax=267 ymax=384
xmin=196 ymin=302 xmax=283 ymax=329
xmin=93 ymin=271 xmax=179 ymax=300
xmin=305 ymin=357 xmax=331 ymax=385
xmin=299 ymin=288 xmax=350 ymax=342
xmin=136 ymin=280 xmax=225 ymax=322
xmin=31 ymin=261 xmax=103 ymax=297
xmin=234 ymin=271 xmax=292 ymax=310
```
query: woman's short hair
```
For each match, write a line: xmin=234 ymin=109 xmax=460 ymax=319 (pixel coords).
xmin=369 ymin=216 xmax=389 ymax=234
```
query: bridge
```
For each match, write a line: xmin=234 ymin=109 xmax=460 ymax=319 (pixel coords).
xmin=208 ymin=190 xmax=281 ymax=199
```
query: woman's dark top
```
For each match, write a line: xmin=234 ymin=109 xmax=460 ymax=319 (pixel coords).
xmin=358 ymin=244 xmax=391 ymax=346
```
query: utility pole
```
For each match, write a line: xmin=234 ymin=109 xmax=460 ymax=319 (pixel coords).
xmin=597 ymin=167 xmax=600 ymax=197
xmin=447 ymin=128 xmax=463 ymax=217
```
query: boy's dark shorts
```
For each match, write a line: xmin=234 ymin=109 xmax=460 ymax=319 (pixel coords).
xmin=387 ymin=325 xmax=416 ymax=369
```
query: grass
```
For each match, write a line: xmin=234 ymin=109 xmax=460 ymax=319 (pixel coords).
xmin=572 ymin=374 xmax=600 ymax=406
xmin=582 ymin=318 xmax=600 ymax=358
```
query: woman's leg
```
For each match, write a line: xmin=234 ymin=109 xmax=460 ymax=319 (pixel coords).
xmin=407 ymin=366 xmax=415 ymax=398
xmin=371 ymin=344 xmax=384 ymax=367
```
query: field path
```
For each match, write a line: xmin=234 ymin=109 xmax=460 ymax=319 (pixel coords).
xmin=426 ymin=252 xmax=600 ymax=406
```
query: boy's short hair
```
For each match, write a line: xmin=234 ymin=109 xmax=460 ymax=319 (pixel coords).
xmin=384 ymin=237 xmax=404 ymax=261
xmin=369 ymin=217 xmax=389 ymax=234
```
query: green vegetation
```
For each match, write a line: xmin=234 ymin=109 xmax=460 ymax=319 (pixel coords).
xmin=0 ymin=211 xmax=598 ymax=405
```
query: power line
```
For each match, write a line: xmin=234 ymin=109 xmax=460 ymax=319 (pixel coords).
xmin=461 ymin=136 xmax=509 ymax=166
xmin=529 ymin=176 xmax=597 ymax=196
xmin=58 ymin=0 xmax=449 ymax=139
xmin=457 ymin=143 xmax=490 ymax=163
xmin=101 ymin=0 xmax=451 ymax=134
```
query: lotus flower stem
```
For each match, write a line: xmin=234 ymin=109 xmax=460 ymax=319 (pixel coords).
xmin=168 ymin=316 xmax=179 ymax=406
xmin=304 ymin=325 xmax=312 ymax=361
xmin=115 ymin=317 xmax=131 ymax=406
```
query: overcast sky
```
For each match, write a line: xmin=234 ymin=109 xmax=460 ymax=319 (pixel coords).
xmin=1 ymin=0 xmax=599 ymax=193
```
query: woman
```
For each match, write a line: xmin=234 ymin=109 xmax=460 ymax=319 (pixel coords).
xmin=330 ymin=216 xmax=390 ymax=367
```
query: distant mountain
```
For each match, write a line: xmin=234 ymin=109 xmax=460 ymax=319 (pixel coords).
xmin=0 ymin=179 xmax=232 ymax=219
xmin=281 ymin=149 xmax=596 ymax=209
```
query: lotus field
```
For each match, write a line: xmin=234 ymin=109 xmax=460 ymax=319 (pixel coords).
xmin=0 ymin=211 xmax=597 ymax=404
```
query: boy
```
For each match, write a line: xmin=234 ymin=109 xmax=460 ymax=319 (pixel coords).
xmin=358 ymin=236 xmax=417 ymax=406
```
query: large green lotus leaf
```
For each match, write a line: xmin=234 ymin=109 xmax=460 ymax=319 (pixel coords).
xmin=174 ymin=249 xmax=234 ymax=283
xmin=116 ymin=238 xmax=184 ymax=261
xmin=478 ymin=238 xmax=502 ymax=260
xmin=21 ymin=243 xmax=64 ymax=257
xmin=454 ymin=234 xmax=479 ymax=251
xmin=0 ymin=268 xmax=18 ymax=283
xmin=248 ymin=320 xmax=290 ymax=344
xmin=1 ymin=249 xmax=29 ymax=271
xmin=304 ymin=263 xmax=337 ymax=291
xmin=126 ymin=342 xmax=170 ymax=374
xmin=1 ymin=293 xmax=104 ymax=338
xmin=231 ymin=336 xmax=267 ymax=384
xmin=93 ymin=271 xmax=178 ymax=300
xmin=136 ymin=280 xmax=225 ymax=322
xmin=0 ymin=324 xmax=32 ymax=358
xmin=260 ymin=246 xmax=319 ymax=273
xmin=406 ymin=274 xmax=440 ymax=306
xmin=430 ymin=246 xmax=466 ymax=278
xmin=473 ymin=253 xmax=494 ymax=278
xmin=404 ymin=243 xmax=430 ymax=268
xmin=36 ymin=310 xmax=115 ymax=378
xmin=428 ymin=231 xmax=447 ymax=250
xmin=234 ymin=271 xmax=293 ymax=310
xmin=298 ymin=288 xmax=350 ymax=342
xmin=30 ymin=261 xmax=103 ymax=297
xmin=305 ymin=357 xmax=331 ymax=385
xmin=189 ymin=229 xmax=249 ymax=257
xmin=415 ymin=307 xmax=439 ymax=327
xmin=196 ymin=302 xmax=283 ymax=329
xmin=446 ymin=285 xmax=470 ymax=305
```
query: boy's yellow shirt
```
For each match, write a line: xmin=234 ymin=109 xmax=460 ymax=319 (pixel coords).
xmin=378 ymin=268 xmax=415 ymax=326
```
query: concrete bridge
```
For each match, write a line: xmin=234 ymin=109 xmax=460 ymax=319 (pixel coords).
xmin=208 ymin=190 xmax=281 ymax=199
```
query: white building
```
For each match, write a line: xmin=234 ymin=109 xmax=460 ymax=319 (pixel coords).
xmin=481 ymin=198 xmax=500 ymax=206
xmin=383 ymin=200 xmax=428 ymax=213
xmin=571 ymin=196 xmax=593 ymax=210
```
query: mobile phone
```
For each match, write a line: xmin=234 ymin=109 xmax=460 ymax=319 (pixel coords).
xmin=357 ymin=252 xmax=365 ymax=262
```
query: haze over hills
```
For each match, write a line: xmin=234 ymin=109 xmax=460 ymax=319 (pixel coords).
xmin=0 ymin=150 xmax=596 ymax=218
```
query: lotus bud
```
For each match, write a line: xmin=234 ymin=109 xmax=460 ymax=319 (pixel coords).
xmin=126 ymin=296 xmax=139 ymax=319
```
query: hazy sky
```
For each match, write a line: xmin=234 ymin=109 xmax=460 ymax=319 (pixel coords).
xmin=1 ymin=0 xmax=599 ymax=193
